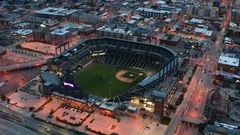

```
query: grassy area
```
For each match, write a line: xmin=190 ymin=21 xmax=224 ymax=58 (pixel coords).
xmin=74 ymin=63 xmax=146 ymax=98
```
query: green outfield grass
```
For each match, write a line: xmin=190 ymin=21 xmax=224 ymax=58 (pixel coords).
xmin=74 ymin=63 xmax=146 ymax=98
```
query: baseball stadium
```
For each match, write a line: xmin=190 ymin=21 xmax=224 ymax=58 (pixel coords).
xmin=47 ymin=37 xmax=178 ymax=101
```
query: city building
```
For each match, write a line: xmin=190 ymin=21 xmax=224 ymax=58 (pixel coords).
xmin=34 ymin=7 xmax=78 ymax=21
xmin=33 ymin=23 xmax=94 ymax=45
xmin=0 ymin=13 xmax=21 ymax=26
xmin=96 ymin=22 xmax=151 ymax=40
xmin=33 ymin=27 xmax=72 ymax=45
xmin=185 ymin=5 xmax=219 ymax=20
xmin=210 ymin=8 xmax=219 ymax=19
xmin=154 ymin=99 xmax=164 ymax=116
xmin=151 ymin=90 xmax=168 ymax=116
xmin=217 ymin=53 xmax=240 ymax=75
xmin=137 ymin=6 xmax=181 ymax=19
xmin=12 ymin=29 xmax=33 ymax=40
xmin=213 ymin=0 xmax=221 ymax=7
xmin=229 ymin=101 xmax=240 ymax=122
xmin=209 ymin=89 xmax=228 ymax=122
xmin=204 ymin=125 xmax=240 ymax=135
xmin=232 ymin=9 xmax=240 ymax=25
xmin=236 ymin=0 xmax=240 ymax=6
xmin=159 ymin=34 xmax=181 ymax=46
xmin=23 ymin=16 xmax=55 ymax=26
xmin=70 ymin=11 xmax=107 ymax=25
xmin=185 ymin=5 xmax=194 ymax=15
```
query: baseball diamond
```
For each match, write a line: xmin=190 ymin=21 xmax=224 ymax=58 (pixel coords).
xmin=74 ymin=63 xmax=146 ymax=98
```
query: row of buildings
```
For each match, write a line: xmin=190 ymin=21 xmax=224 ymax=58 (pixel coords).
xmin=33 ymin=23 xmax=94 ymax=45
xmin=184 ymin=5 xmax=219 ymax=20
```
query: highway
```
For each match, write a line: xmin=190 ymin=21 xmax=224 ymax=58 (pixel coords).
xmin=0 ymin=58 xmax=46 ymax=72
xmin=164 ymin=2 xmax=232 ymax=135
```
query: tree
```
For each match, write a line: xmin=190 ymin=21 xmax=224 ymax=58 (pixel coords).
xmin=31 ymin=113 xmax=35 ymax=118
xmin=6 ymin=98 xmax=10 ymax=103
xmin=160 ymin=116 xmax=171 ymax=125
xmin=1 ymin=94 xmax=6 ymax=101
xmin=29 ymin=106 xmax=35 ymax=112
xmin=49 ymin=109 xmax=54 ymax=115
xmin=182 ymin=87 xmax=187 ymax=93
xmin=168 ymin=105 xmax=176 ymax=110
xmin=151 ymin=5 xmax=158 ymax=9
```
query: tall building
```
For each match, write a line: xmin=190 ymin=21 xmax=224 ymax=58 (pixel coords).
xmin=154 ymin=99 xmax=164 ymax=116
xmin=198 ymin=8 xmax=205 ymax=17
xmin=232 ymin=9 xmax=240 ymax=24
xmin=213 ymin=0 xmax=221 ymax=7
xmin=236 ymin=0 xmax=240 ymax=6
xmin=185 ymin=5 xmax=218 ymax=20
xmin=185 ymin=5 xmax=194 ymax=15
xmin=210 ymin=8 xmax=219 ymax=19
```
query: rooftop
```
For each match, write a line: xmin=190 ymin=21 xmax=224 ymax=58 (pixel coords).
xmin=205 ymin=125 xmax=240 ymax=135
xmin=14 ymin=29 xmax=33 ymax=36
xmin=50 ymin=27 xmax=70 ymax=36
xmin=160 ymin=34 xmax=181 ymax=42
xmin=99 ymin=104 xmax=116 ymax=111
xmin=137 ymin=8 xmax=172 ymax=14
xmin=190 ymin=18 xmax=204 ymax=24
xmin=151 ymin=90 xmax=167 ymax=100
xmin=35 ymin=7 xmax=77 ymax=16
xmin=218 ymin=53 xmax=239 ymax=67
xmin=41 ymin=72 xmax=60 ymax=85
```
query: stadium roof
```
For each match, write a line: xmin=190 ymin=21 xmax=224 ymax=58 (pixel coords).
xmin=151 ymin=90 xmax=167 ymax=100
xmin=41 ymin=72 xmax=60 ymax=85
xmin=54 ymin=37 xmax=178 ymax=59
xmin=99 ymin=104 xmax=115 ymax=111
xmin=139 ymin=73 xmax=159 ymax=87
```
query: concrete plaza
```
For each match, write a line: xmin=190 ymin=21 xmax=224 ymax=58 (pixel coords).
xmin=8 ymin=91 xmax=47 ymax=116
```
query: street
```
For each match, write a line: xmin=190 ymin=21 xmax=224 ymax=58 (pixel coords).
xmin=164 ymin=2 xmax=232 ymax=135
